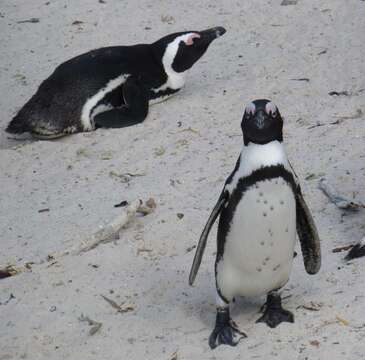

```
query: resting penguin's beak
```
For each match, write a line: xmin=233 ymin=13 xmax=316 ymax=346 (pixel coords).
xmin=198 ymin=26 xmax=226 ymax=44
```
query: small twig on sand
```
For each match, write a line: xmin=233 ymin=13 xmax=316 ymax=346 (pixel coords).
xmin=76 ymin=199 xmax=142 ymax=254
xmin=308 ymin=109 xmax=363 ymax=129
xmin=318 ymin=178 xmax=365 ymax=211
xmin=332 ymin=245 xmax=354 ymax=253
xmin=297 ymin=301 xmax=322 ymax=311
xmin=57 ymin=199 xmax=156 ymax=256
xmin=79 ymin=314 xmax=102 ymax=335
xmin=170 ymin=351 xmax=178 ymax=360
xmin=100 ymin=294 xmax=135 ymax=313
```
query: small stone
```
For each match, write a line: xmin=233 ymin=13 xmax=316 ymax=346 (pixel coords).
xmin=285 ymin=227 xmax=289 ymax=232
xmin=260 ymin=241 xmax=265 ymax=246
xmin=281 ymin=0 xmax=298 ymax=5
xmin=256 ymin=267 xmax=262 ymax=272
xmin=265 ymin=257 xmax=270 ymax=261
xmin=49 ymin=306 xmax=57 ymax=312
xmin=146 ymin=198 xmax=157 ymax=208
xmin=270 ymin=206 xmax=274 ymax=211
xmin=177 ymin=213 xmax=184 ymax=219
xmin=263 ymin=212 xmax=267 ymax=217
xmin=259 ymin=192 xmax=263 ymax=197
xmin=264 ymin=200 xmax=268 ymax=204
xmin=280 ymin=200 xmax=284 ymax=205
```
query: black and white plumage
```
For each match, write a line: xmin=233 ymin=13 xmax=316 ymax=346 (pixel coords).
xmin=6 ymin=27 xmax=226 ymax=139
xmin=189 ymin=99 xmax=321 ymax=349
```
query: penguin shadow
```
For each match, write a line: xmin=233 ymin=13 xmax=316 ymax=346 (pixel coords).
xmin=1 ymin=131 xmax=34 ymax=149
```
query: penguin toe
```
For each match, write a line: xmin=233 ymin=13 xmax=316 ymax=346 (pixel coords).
xmin=256 ymin=308 xmax=294 ymax=328
xmin=209 ymin=321 xmax=246 ymax=349
xmin=345 ymin=243 xmax=365 ymax=260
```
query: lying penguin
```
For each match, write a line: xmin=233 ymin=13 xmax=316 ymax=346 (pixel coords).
xmin=6 ymin=27 xmax=226 ymax=139
xmin=189 ymin=99 xmax=321 ymax=349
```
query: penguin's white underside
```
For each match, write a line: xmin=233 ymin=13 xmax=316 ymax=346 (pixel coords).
xmin=217 ymin=178 xmax=297 ymax=298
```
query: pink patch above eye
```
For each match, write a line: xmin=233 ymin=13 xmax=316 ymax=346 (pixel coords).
xmin=245 ymin=102 xmax=256 ymax=115
xmin=185 ymin=33 xmax=201 ymax=46
xmin=265 ymin=102 xmax=277 ymax=115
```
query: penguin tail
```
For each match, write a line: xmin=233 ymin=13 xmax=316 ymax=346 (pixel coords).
xmin=6 ymin=114 xmax=31 ymax=134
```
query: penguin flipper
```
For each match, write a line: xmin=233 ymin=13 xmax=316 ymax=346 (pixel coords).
xmin=94 ymin=76 xmax=149 ymax=129
xmin=189 ymin=191 xmax=228 ymax=285
xmin=296 ymin=188 xmax=321 ymax=274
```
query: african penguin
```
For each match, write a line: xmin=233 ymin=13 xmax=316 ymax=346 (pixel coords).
xmin=6 ymin=27 xmax=226 ymax=139
xmin=189 ymin=99 xmax=321 ymax=349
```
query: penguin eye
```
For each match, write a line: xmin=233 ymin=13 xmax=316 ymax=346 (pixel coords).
xmin=245 ymin=102 xmax=256 ymax=117
xmin=265 ymin=102 xmax=278 ymax=117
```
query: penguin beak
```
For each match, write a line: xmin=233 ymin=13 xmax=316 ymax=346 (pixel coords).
xmin=254 ymin=110 xmax=266 ymax=130
xmin=198 ymin=27 xmax=226 ymax=44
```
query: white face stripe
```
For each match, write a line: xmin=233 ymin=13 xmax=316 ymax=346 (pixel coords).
xmin=153 ymin=33 xmax=197 ymax=93
xmin=245 ymin=102 xmax=256 ymax=116
xmin=80 ymin=74 xmax=129 ymax=130
xmin=265 ymin=102 xmax=277 ymax=115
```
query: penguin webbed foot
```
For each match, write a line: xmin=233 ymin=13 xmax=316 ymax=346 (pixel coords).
xmin=209 ymin=308 xmax=246 ymax=349
xmin=345 ymin=243 xmax=365 ymax=260
xmin=256 ymin=293 xmax=294 ymax=328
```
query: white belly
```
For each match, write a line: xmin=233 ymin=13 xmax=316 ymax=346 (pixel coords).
xmin=217 ymin=178 xmax=297 ymax=298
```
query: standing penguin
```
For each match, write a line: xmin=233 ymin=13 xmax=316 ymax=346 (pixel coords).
xmin=189 ymin=99 xmax=321 ymax=349
xmin=6 ymin=27 xmax=226 ymax=139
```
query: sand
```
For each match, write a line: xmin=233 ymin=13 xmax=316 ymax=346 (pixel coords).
xmin=0 ymin=0 xmax=365 ymax=359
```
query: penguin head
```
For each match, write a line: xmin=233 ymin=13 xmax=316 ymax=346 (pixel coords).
xmin=241 ymin=99 xmax=283 ymax=146
xmin=153 ymin=27 xmax=226 ymax=76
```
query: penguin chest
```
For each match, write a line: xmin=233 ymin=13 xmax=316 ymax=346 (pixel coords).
xmin=218 ymin=178 xmax=296 ymax=297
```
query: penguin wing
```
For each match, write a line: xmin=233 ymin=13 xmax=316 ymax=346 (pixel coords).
xmin=296 ymin=187 xmax=321 ymax=274
xmin=189 ymin=191 xmax=229 ymax=285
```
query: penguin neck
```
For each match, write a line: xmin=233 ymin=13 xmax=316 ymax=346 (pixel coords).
xmin=225 ymin=140 xmax=290 ymax=195
xmin=152 ymin=35 xmax=191 ymax=92
xmin=154 ymin=60 xmax=186 ymax=93
xmin=239 ymin=140 xmax=288 ymax=178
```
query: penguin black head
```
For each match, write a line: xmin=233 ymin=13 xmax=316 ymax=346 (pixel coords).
xmin=241 ymin=99 xmax=283 ymax=146
xmin=152 ymin=27 xmax=226 ymax=74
